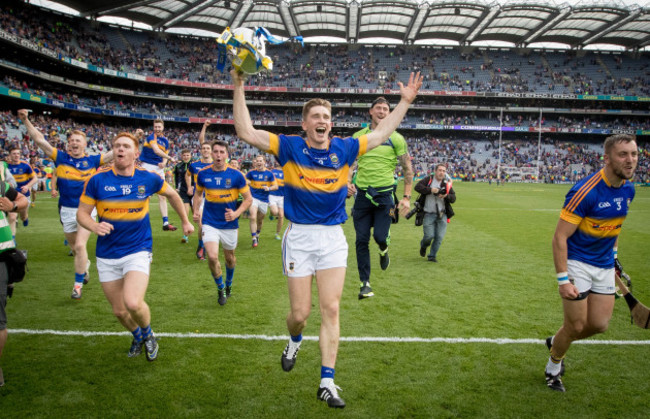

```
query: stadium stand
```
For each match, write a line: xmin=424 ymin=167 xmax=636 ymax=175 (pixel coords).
xmin=0 ymin=1 xmax=647 ymax=184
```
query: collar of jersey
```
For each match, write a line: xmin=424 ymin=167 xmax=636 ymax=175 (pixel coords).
xmin=112 ymin=165 xmax=136 ymax=178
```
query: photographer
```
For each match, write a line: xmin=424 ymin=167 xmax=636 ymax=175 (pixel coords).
xmin=0 ymin=179 xmax=29 ymax=387
xmin=414 ymin=164 xmax=456 ymax=262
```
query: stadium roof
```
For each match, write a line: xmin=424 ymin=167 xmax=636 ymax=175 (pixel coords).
xmin=36 ymin=0 xmax=650 ymax=49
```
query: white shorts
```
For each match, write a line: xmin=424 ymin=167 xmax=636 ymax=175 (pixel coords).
xmin=251 ymin=198 xmax=268 ymax=215
xmin=61 ymin=206 xmax=97 ymax=234
xmin=96 ymin=251 xmax=152 ymax=283
xmin=141 ymin=162 xmax=164 ymax=179
xmin=269 ymin=195 xmax=284 ymax=210
xmin=281 ymin=223 xmax=348 ymax=277
xmin=568 ymin=259 xmax=616 ymax=295
xmin=202 ymin=225 xmax=238 ymax=250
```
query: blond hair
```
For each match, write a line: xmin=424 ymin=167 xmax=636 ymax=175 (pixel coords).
xmin=302 ymin=98 xmax=331 ymax=121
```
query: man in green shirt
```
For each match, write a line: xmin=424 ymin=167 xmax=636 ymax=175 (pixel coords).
xmin=0 ymin=179 xmax=29 ymax=387
xmin=349 ymin=97 xmax=414 ymax=299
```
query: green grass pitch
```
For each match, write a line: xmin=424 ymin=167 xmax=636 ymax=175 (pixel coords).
xmin=2 ymin=182 xmax=649 ymax=417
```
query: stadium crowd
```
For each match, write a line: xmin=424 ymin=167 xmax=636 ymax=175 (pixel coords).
xmin=1 ymin=2 xmax=649 ymax=95
xmin=1 ymin=111 xmax=647 ymax=185
xmin=3 ymin=75 xmax=649 ymax=132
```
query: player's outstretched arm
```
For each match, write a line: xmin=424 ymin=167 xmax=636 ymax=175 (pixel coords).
xmin=366 ymin=72 xmax=423 ymax=152
xmin=231 ymin=69 xmax=271 ymax=151
xmin=199 ymin=121 xmax=210 ymax=145
xmin=17 ymin=109 xmax=54 ymax=157
xmin=161 ymin=185 xmax=194 ymax=236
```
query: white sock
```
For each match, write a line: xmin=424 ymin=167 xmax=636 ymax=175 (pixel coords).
xmin=545 ymin=357 xmax=562 ymax=376
xmin=320 ymin=377 xmax=334 ymax=388
xmin=289 ymin=337 xmax=302 ymax=352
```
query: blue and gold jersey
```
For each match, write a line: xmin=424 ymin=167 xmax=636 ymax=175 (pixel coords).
xmin=267 ymin=133 xmax=368 ymax=225
xmin=80 ymin=166 xmax=167 ymax=259
xmin=270 ymin=168 xmax=284 ymax=197
xmin=188 ymin=160 xmax=212 ymax=186
xmin=246 ymin=169 xmax=277 ymax=202
xmin=8 ymin=160 xmax=34 ymax=197
xmin=196 ymin=166 xmax=249 ymax=230
xmin=560 ymin=169 xmax=635 ymax=269
xmin=140 ymin=133 xmax=169 ymax=165
xmin=51 ymin=149 xmax=103 ymax=208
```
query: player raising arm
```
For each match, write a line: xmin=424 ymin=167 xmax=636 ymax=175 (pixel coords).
xmin=17 ymin=109 xmax=114 ymax=300
xmin=231 ymin=69 xmax=422 ymax=408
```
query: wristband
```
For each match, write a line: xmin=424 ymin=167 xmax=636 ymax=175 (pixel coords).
xmin=556 ymin=272 xmax=570 ymax=286
xmin=403 ymin=194 xmax=411 ymax=199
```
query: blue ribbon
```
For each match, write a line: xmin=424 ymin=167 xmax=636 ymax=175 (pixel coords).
xmin=255 ymin=27 xmax=304 ymax=47
xmin=216 ymin=43 xmax=227 ymax=73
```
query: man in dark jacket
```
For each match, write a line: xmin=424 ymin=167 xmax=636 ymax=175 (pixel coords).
xmin=0 ymin=179 xmax=29 ymax=386
xmin=414 ymin=164 xmax=456 ymax=262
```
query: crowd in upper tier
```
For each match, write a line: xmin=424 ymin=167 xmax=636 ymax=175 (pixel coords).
xmin=1 ymin=3 xmax=648 ymax=96
xmin=3 ymin=75 xmax=649 ymax=131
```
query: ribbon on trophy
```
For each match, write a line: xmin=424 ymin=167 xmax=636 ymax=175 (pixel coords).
xmin=216 ymin=27 xmax=304 ymax=75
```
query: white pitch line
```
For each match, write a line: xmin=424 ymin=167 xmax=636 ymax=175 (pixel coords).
xmin=454 ymin=207 xmax=559 ymax=212
xmin=9 ymin=329 xmax=650 ymax=345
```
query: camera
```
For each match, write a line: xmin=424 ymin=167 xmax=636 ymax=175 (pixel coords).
xmin=405 ymin=201 xmax=421 ymax=220
xmin=435 ymin=180 xmax=447 ymax=196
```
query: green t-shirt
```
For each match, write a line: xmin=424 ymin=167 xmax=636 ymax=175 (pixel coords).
xmin=0 ymin=181 xmax=15 ymax=253
xmin=352 ymin=127 xmax=406 ymax=190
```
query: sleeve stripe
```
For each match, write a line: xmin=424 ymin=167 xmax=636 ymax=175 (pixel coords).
xmin=358 ymin=134 xmax=368 ymax=156
xmin=268 ymin=134 xmax=279 ymax=155
xmin=565 ymin=171 xmax=601 ymax=213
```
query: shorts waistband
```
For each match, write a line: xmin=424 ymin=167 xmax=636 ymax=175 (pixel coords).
xmin=288 ymin=222 xmax=342 ymax=231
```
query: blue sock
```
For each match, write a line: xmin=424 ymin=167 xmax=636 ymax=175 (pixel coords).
xmin=23 ymin=219 xmax=28 ymax=227
xmin=131 ymin=326 xmax=143 ymax=343
xmin=226 ymin=267 xmax=235 ymax=287
xmin=74 ymin=272 xmax=85 ymax=284
xmin=142 ymin=325 xmax=153 ymax=339
xmin=163 ymin=216 xmax=169 ymax=224
xmin=199 ymin=239 xmax=204 ymax=248
xmin=256 ymin=230 xmax=261 ymax=236
xmin=291 ymin=333 xmax=302 ymax=343
xmin=321 ymin=366 xmax=335 ymax=380
xmin=214 ymin=275 xmax=224 ymax=290
xmin=251 ymin=232 xmax=257 ymax=237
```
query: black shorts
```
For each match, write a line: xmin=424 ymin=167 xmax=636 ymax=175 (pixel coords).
xmin=178 ymin=190 xmax=192 ymax=204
